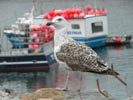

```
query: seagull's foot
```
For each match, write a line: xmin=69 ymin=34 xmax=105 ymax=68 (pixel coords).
xmin=55 ymin=87 xmax=68 ymax=91
xmin=77 ymin=88 xmax=83 ymax=100
xmin=77 ymin=89 xmax=81 ymax=92
xmin=96 ymin=79 xmax=109 ymax=98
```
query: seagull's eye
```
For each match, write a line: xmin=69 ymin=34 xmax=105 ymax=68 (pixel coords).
xmin=58 ymin=18 xmax=62 ymax=21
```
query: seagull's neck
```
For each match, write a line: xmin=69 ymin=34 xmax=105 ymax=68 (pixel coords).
xmin=53 ymin=26 xmax=74 ymax=64
xmin=54 ymin=28 xmax=74 ymax=52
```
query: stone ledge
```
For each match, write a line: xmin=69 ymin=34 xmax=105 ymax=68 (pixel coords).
xmin=20 ymin=88 xmax=116 ymax=100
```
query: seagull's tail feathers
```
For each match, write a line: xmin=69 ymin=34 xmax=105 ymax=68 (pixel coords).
xmin=89 ymin=68 xmax=120 ymax=75
xmin=97 ymin=60 xmax=120 ymax=75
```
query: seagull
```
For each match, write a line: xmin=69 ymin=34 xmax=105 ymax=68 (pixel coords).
xmin=46 ymin=16 xmax=126 ymax=91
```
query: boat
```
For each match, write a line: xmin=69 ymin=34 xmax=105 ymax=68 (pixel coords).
xmin=0 ymin=21 xmax=58 ymax=72
xmin=3 ymin=12 xmax=33 ymax=48
xmin=106 ymin=35 xmax=132 ymax=45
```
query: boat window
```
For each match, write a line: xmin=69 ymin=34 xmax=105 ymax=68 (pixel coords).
xmin=71 ymin=24 xmax=80 ymax=29
xmin=91 ymin=22 xmax=103 ymax=33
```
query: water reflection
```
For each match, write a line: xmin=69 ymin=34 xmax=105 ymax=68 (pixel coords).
xmin=93 ymin=43 xmax=133 ymax=59
xmin=107 ymin=43 xmax=133 ymax=51
xmin=93 ymin=44 xmax=133 ymax=99
xmin=0 ymin=68 xmax=58 ymax=94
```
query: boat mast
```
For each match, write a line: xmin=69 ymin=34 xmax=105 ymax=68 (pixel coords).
xmin=0 ymin=28 xmax=1 ymax=42
xmin=32 ymin=0 xmax=39 ymax=16
xmin=94 ymin=0 xmax=97 ymax=9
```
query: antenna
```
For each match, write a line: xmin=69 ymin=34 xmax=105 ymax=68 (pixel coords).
xmin=32 ymin=0 xmax=38 ymax=16
xmin=38 ymin=0 xmax=44 ymax=15
xmin=94 ymin=0 xmax=97 ymax=9
xmin=14 ymin=10 xmax=17 ymax=20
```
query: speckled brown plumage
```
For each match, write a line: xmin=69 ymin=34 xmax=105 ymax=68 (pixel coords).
xmin=56 ymin=41 xmax=111 ymax=73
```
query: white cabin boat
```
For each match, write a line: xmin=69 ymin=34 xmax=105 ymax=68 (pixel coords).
xmin=34 ymin=14 xmax=108 ymax=48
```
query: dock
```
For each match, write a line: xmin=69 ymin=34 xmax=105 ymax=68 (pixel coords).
xmin=20 ymin=88 xmax=116 ymax=100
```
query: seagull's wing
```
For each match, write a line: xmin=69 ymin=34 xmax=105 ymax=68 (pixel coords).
xmin=56 ymin=41 xmax=111 ymax=73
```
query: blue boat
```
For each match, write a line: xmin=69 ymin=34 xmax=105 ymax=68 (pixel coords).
xmin=1 ymin=13 xmax=59 ymax=72
xmin=3 ymin=12 xmax=33 ymax=48
xmin=0 ymin=39 xmax=59 ymax=72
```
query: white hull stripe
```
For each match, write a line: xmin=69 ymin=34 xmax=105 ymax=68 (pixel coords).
xmin=0 ymin=61 xmax=48 ymax=65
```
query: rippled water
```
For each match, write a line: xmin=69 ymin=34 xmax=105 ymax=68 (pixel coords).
xmin=0 ymin=0 xmax=133 ymax=100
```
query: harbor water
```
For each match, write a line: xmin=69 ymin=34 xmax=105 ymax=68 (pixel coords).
xmin=0 ymin=0 xmax=133 ymax=100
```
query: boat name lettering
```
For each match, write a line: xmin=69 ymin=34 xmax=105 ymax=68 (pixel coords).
xmin=67 ymin=31 xmax=81 ymax=35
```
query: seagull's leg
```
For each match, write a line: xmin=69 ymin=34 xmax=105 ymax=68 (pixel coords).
xmin=56 ymin=70 xmax=70 ymax=91
xmin=63 ymin=70 xmax=70 ymax=90
xmin=78 ymin=71 xmax=83 ymax=92
xmin=78 ymin=71 xmax=83 ymax=100
xmin=96 ymin=79 xmax=109 ymax=98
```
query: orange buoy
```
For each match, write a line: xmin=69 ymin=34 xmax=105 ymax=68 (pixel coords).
xmin=28 ymin=44 xmax=33 ymax=48
xmin=30 ymin=25 xmax=37 ymax=31
xmin=54 ymin=9 xmax=62 ymax=16
xmin=79 ymin=12 xmax=85 ymax=19
xmin=86 ymin=5 xmax=93 ymax=10
xmin=115 ymin=37 xmax=121 ymax=43
xmin=48 ymin=10 xmax=55 ymax=16
xmin=33 ymin=44 xmax=39 ymax=48
xmin=102 ymin=9 xmax=108 ymax=15
xmin=36 ymin=26 xmax=41 ymax=31
xmin=64 ymin=13 xmax=69 ymax=19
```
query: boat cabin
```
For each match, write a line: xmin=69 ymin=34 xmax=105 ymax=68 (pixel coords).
xmin=67 ymin=15 xmax=108 ymax=48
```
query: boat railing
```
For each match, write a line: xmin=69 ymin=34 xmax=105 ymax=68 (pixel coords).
xmin=0 ymin=46 xmax=45 ymax=56
xmin=0 ymin=27 xmax=48 ymax=56
xmin=0 ymin=27 xmax=1 ymax=38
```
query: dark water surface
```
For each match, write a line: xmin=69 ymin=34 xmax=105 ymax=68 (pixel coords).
xmin=0 ymin=0 xmax=133 ymax=100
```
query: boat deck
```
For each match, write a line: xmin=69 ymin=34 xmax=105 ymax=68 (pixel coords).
xmin=0 ymin=47 xmax=44 ymax=56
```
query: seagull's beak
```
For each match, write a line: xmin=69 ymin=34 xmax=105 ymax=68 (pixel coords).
xmin=46 ymin=22 xmax=54 ymax=26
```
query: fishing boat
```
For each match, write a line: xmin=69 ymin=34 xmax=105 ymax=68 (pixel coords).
xmin=0 ymin=21 xmax=58 ymax=72
xmin=3 ymin=12 xmax=33 ymax=48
